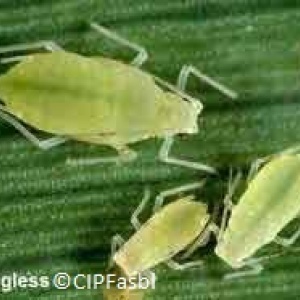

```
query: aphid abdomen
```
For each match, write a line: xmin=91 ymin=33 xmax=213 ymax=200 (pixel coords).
xmin=0 ymin=52 xmax=163 ymax=136
xmin=216 ymin=155 xmax=300 ymax=268
xmin=114 ymin=198 xmax=209 ymax=276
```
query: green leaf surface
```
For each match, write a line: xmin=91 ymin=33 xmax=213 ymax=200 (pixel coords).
xmin=0 ymin=1 xmax=300 ymax=299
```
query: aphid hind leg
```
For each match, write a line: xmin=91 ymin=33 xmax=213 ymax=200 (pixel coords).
xmin=224 ymin=259 xmax=263 ymax=280
xmin=0 ymin=41 xmax=62 ymax=64
xmin=166 ymin=257 xmax=203 ymax=271
xmin=177 ymin=65 xmax=238 ymax=99
xmin=66 ymin=145 xmax=137 ymax=166
xmin=223 ymin=250 xmax=285 ymax=280
xmin=90 ymin=22 xmax=148 ymax=67
xmin=159 ymin=135 xmax=217 ymax=174
xmin=130 ymin=188 xmax=151 ymax=230
xmin=0 ymin=107 xmax=68 ymax=149
xmin=153 ymin=181 xmax=206 ymax=213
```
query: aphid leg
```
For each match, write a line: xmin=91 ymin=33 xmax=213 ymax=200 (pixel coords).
xmin=218 ymin=170 xmax=242 ymax=241
xmin=130 ymin=188 xmax=151 ymax=230
xmin=159 ymin=135 xmax=217 ymax=174
xmin=224 ymin=259 xmax=263 ymax=280
xmin=165 ymin=257 xmax=203 ymax=271
xmin=223 ymin=250 xmax=285 ymax=280
xmin=274 ymin=227 xmax=300 ymax=247
xmin=66 ymin=145 xmax=137 ymax=166
xmin=111 ymin=234 xmax=125 ymax=256
xmin=153 ymin=181 xmax=206 ymax=213
xmin=109 ymin=234 xmax=125 ymax=267
xmin=0 ymin=41 xmax=62 ymax=64
xmin=177 ymin=65 xmax=238 ymax=99
xmin=0 ymin=107 xmax=68 ymax=149
xmin=90 ymin=22 xmax=148 ymax=67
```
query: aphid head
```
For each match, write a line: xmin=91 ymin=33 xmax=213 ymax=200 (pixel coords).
xmin=163 ymin=92 xmax=202 ymax=135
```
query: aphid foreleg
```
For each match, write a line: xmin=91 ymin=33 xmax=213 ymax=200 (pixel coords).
xmin=177 ymin=65 xmax=238 ymax=99
xmin=130 ymin=188 xmax=151 ymax=230
xmin=153 ymin=181 xmax=206 ymax=213
xmin=90 ymin=22 xmax=148 ymax=67
xmin=165 ymin=257 xmax=203 ymax=271
xmin=0 ymin=41 xmax=62 ymax=64
xmin=0 ymin=107 xmax=68 ymax=149
xmin=66 ymin=145 xmax=137 ymax=166
xmin=159 ymin=135 xmax=217 ymax=174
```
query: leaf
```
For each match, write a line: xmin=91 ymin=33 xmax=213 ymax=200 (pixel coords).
xmin=0 ymin=1 xmax=300 ymax=299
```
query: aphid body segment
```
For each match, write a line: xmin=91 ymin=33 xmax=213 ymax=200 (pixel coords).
xmin=114 ymin=196 xmax=209 ymax=276
xmin=216 ymin=155 xmax=300 ymax=269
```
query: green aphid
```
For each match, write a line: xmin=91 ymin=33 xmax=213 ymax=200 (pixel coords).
xmin=215 ymin=149 xmax=300 ymax=279
xmin=104 ymin=182 xmax=216 ymax=300
xmin=0 ymin=23 xmax=237 ymax=170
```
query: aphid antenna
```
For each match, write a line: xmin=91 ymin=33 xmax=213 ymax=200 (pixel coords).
xmin=153 ymin=180 xmax=207 ymax=213
xmin=90 ymin=22 xmax=148 ymax=67
xmin=0 ymin=40 xmax=63 ymax=64
xmin=163 ymin=180 xmax=207 ymax=199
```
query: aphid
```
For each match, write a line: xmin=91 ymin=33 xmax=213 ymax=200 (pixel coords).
xmin=103 ymin=182 xmax=217 ymax=299
xmin=214 ymin=149 xmax=300 ymax=279
xmin=0 ymin=22 xmax=237 ymax=172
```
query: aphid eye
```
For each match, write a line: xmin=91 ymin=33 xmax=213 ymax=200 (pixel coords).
xmin=0 ymin=99 xmax=5 ymax=106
